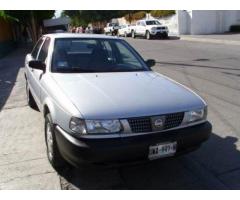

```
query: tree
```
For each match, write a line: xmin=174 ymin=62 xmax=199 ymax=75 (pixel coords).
xmin=63 ymin=10 xmax=130 ymax=26
xmin=3 ymin=10 xmax=55 ymax=43
xmin=150 ymin=10 xmax=175 ymax=18
xmin=0 ymin=10 xmax=18 ymax=21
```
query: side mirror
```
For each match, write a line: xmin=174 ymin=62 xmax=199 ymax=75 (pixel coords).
xmin=146 ymin=59 xmax=156 ymax=68
xmin=28 ymin=60 xmax=46 ymax=72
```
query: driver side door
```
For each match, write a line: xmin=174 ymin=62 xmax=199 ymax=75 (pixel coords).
xmin=33 ymin=37 xmax=51 ymax=107
xmin=26 ymin=37 xmax=44 ymax=107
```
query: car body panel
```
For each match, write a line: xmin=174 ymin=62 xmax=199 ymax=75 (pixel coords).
xmin=24 ymin=33 xmax=211 ymax=166
xmin=51 ymin=71 xmax=206 ymax=120
xmin=133 ymin=20 xmax=169 ymax=37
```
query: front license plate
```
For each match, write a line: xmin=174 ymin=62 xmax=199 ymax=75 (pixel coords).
xmin=148 ymin=142 xmax=177 ymax=160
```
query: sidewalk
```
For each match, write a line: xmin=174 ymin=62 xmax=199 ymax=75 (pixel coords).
xmin=0 ymin=48 xmax=61 ymax=189
xmin=180 ymin=33 xmax=240 ymax=45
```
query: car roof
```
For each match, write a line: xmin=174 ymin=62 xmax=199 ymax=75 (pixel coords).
xmin=43 ymin=33 xmax=120 ymax=40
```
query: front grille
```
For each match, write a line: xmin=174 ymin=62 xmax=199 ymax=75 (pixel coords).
xmin=127 ymin=112 xmax=184 ymax=133
xmin=164 ymin=112 xmax=184 ymax=130
xmin=128 ymin=117 xmax=152 ymax=133
xmin=157 ymin=27 xmax=165 ymax=30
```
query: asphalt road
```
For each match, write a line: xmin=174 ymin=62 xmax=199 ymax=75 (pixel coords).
xmin=0 ymin=37 xmax=240 ymax=189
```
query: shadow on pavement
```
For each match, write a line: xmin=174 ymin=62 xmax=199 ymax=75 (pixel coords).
xmin=58 ymin=132 xmax=240 ymax=189
xmin=0 ymin=47 xmax=28 ymax=111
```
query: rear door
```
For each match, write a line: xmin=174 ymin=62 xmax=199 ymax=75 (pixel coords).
xmin=139 ymin=21 xmax=146 ymax=35
xmin=135 ymin=21 xmax=141 ymax=35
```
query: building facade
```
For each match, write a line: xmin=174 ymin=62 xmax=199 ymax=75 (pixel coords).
xmin=177 ymin=10 xmax=240 ymax=35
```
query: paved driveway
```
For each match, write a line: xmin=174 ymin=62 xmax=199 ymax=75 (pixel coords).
xmin=0 ymin=38 xmax=240 ymax=189
xmin=0 ymin=48 xmax=60 ymax=189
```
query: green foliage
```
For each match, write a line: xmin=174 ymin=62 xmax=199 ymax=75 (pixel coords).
xmin=63 ymin=10 xmax=132 ymax=26
xmin=63 ymin=10 xmax=175 ymax=26
xmin=0 ymin=10 xmax=19 ymax=21
xmin=150 ymin=10 xmax=175 ymax=18
xmin=124 ymin=11 xmax=147 ymax=22
xmin=2 ymin=10 xmax=55 ymax=43
xmin=4 ymin=10 xmax=55 ymax=26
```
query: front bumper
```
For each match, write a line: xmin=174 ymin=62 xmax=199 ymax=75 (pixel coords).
xmin=151 ymin=30 xmax=168 ymax=37
xmin=55 ymin=121 xmax=212 ymax=167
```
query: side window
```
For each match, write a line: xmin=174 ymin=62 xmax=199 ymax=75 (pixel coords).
xmin=31 ymin=38 xmax=44 ymax=59
xmin=37 ymin=38 xmax=51 ymax=62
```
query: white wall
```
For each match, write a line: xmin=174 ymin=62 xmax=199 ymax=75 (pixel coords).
xmin=159 ymin=14 xmax=179 ymax=35
xmin=191 ymin=10 xmax=218 ymax=34
xmin=177 ymin=10 xmax=240 ymax=35
xmin=113 ymin=10 xmax=240 ymax=35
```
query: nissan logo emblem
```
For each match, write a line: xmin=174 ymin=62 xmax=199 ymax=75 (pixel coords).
xmin=154 ymin=118 xmax=164 ymax=127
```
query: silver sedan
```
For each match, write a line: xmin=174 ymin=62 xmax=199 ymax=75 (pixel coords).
xmin=24 ymin=33 xmax=211 ymax=169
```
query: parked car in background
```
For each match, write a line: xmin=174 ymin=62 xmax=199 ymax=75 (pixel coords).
xmin=131 ymin=19 xmax=169 ymax=39
xmin=117 ymin=24 xmax=131 ymax=37
xmin=25 ymin=33 xmax=211 ymax=169
xmin=104 ymin=23 xmax=120 ymax=35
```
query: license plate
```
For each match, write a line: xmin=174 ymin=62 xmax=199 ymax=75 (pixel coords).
xmin=148 ymin=142 xmax=177 ymax=160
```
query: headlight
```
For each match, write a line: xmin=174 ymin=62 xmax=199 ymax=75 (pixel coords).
xmin=182 ymin=107 xmax=207 ymax=125
xmin=151 ymin=27 xmax=157 ymax=31
xmin=69 ymin=117 xmax=121 ymax=134
xmin=69 ymin=117 xmax=87 ymax=134
xmin=86 ymin=120 xmax=121 ymax=134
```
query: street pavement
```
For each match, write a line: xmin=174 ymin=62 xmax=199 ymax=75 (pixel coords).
xmin=0 ymin=48 xmax=60 ymax=189
xmin=0 ymin=37 xmax=240 ymax=189
xmin=180 ymin=34 xmax=240 ymax=46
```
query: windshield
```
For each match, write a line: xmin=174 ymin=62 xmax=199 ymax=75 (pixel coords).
xmin=146 ymin=20 xmax=161 ymax=25
xmin=52 ymin=38 xmax=149 ymax=73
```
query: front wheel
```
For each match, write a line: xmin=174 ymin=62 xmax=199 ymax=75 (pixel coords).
xmin=45 ymin=113 xmax=66 ymax=170
xmin=146 ymin=31 xmax=151 ymax=40
xmin=131 ymin=30 xmax=135 ymax=38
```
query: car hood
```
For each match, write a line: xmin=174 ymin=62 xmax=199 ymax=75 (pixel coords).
xmin=51 ymin=71 xmax=205 ymax=119
xmin=147 ymin=25 xmax=167 ymax=29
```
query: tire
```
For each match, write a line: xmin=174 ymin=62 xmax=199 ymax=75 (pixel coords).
xmin=26 ymin=81 xmax=38 ymax=110
xmin=131 ymin=30 xmax=135 ymax=38
xmin=146 ymin=31 xmax=151 ymax=40
xmin=45 ymin=113 xmax=66 ymax=171
xmin=164 ymin=33 xmax=169 ymax=39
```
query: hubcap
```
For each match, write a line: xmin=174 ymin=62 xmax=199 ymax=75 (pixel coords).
xmin=46 ymin=123 xmax=53 ymax=161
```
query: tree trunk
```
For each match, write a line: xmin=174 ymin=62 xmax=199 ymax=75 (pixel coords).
xmin=31 ymin=11 xmax=38 ymax=43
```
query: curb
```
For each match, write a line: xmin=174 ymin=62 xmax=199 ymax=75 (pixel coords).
xmin=180 ymin=36 xmax=240 ymax=46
